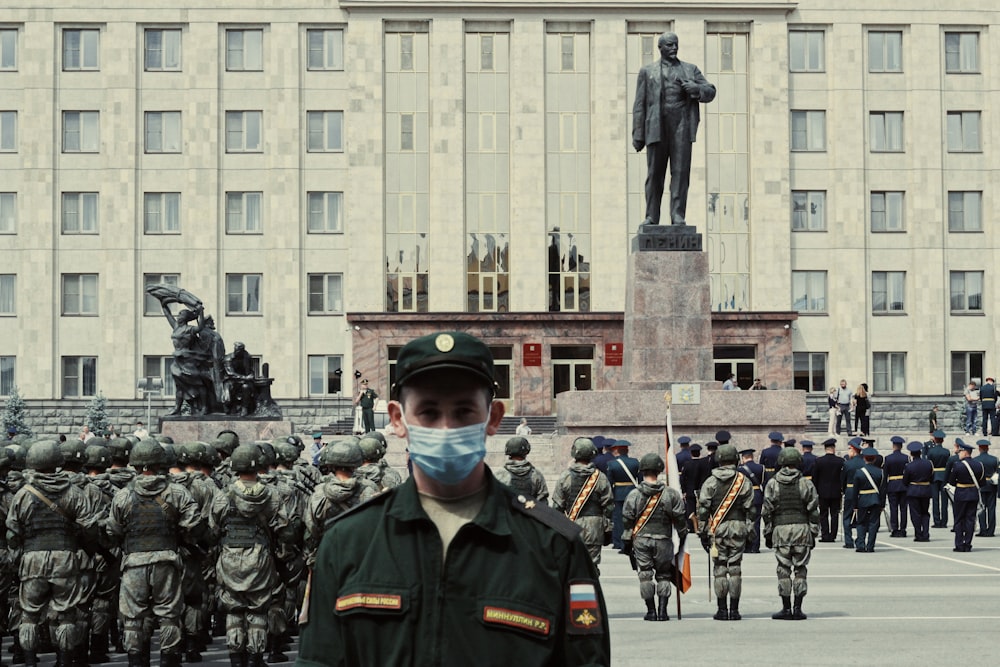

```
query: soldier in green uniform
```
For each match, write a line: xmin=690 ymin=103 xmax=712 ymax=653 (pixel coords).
xmin=354 ymin=379 xmax=378 ymax=434
xmin=696 ymin=443 xmax=754 ymax=621
xmin=297 ymin=331 xmax=610 ymax=666
xmin=494 ymin=436 xmax=550 ymax=505
xmin=355 ymin=436 xmax=402 ymax=492
xmin=762 ymin=448 xmax=819 ymax=620
xmin=621 ymin=453 xmax=686 ymax=621
xmin=83 ymin=444 xmax=117 ymax=662
xmin=551 ymin=438 xmax=614 ymax=568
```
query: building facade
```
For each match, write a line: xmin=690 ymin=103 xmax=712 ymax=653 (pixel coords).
xmin=1 ymin=1 xmax=998 ymax=420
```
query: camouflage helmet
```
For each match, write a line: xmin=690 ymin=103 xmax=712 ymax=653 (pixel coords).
xmin=285 ymin=434 xmax=305 ymax=453
xmin=638 ymin=453 xmax=665 ymax=474
xmin=716 ymin=444 xmax=739 ymax=466
xmin=26 ymin=440 xmax=65 ymax=471
xmin=504 ymin=436 xmax=531 ymax=457
xmin=319 ymin=441 xmax=364 ymax=469
xmin=130 ymin=439 xmax=166 ymax=469
xmin=275 ymin=443 xmax=300 ymax=466
xmin=0 ymin=447 xmax=16 ymax=469
xmin=255 ymin=442 xmax=277 ymax=468
xmin=777 ymin=447 xmax=803 ymax=469
xmin=6 ymin=444 xmax=26 ymax=471
xmin=358 ymin=437 xmax=382 ymax=462
xmin=202 ymin=443 xmax=219 ymax=466
xmin=106 ymin=438 xmax=132 ymax=463
xmin=84 ymin=444 xmax=111 ymax=470
xmin=155 ymin=434 xmax=175 ymax=445
xmin=215 ymin=430 xmax=240 ymax=455
xmin=230 ymin=444 xmax=261 ymax=474
xmin=124 ymin=434 xmax=141 ymax=448
xmin=59 ymin=439 xmax=88 ymax=466
xmin=570 ymin=437 xmax=597 ymax=462
xmin=160 ymin=443 xmax=178 ymax=467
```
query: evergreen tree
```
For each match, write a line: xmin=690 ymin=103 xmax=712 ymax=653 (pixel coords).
xmin=1 ymin=385 xmax=33 ymax=438
xmin=86 ymin=392 xmax=110 ymax=436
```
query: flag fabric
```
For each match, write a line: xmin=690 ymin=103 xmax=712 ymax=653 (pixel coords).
xmin=664 ymin=403 xmax=692 ymax=594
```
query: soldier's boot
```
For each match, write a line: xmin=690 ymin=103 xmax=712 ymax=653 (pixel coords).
xmin=182 ymin=635 xmax=202 ymax=663
xmin=772 ymin=595 xmax=793 ymax=620
xmin=713 ymin=596 xmax=729 ymax=621
xmin=11 ymin=637 xmax=25 ymax=664
xmin=656 ymin=597 xmax=669 ymax=622
xmin=228 ymin=654 xmax=244 ymax=667
xmin=250 ymin=654 xmax=267 ymax=667
xmin=728 ymin=597 xmax=741 ymax=621
xmin=791 ymin=593 xmax=807 ymax=620
xmin=55 ymin=649 xmax=66 ymax=667
xmin=90 ymin=632 xmax=111 ymax=663
xmin=266 ymin=635 xmax=288 ymax=663
xmin=22 ymin=652 xmax=36 ymax=667
xmin=642 ymin=599 xmax=657 ymax=621
xmin=140 ymin=640 xmax=152 ymax=667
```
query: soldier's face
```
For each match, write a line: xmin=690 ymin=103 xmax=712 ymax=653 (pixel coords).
xmin=391 ymin=373 xmax=503 ymax=435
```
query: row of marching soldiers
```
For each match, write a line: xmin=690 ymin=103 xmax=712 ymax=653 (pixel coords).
xmin=0 ymin=429 xmax=401 ymax=667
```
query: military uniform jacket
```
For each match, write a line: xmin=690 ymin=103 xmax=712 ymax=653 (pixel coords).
xmin=902 ymin=459 xmax=933 ymax=497
xmin=761 ymin=468 xmax=820 ymax=546
xmin=948 ymin=458 xmax=985 ymax=502
xmin=304 ymin=476 xmax=379 ymax=565
xmin=841 ymin=456 xmax=865 ymax=500
xmin=493 ymin=460 xmax=550 ymax=505
xmin=811 ymin=453 xmax=845 ymax=500
xmin=738 ymin=461 xmax=764 ymax=507
xmin=606 ymin=456 xmax=641 ymax=502
xmin=621 ymin=482 xmax=686 ymax=541
xmin=926 ymin=446 xmax=950 ymax=482
xmin=883 ymin=451 xmax=909 ymax=493
xmin=759 ymin=445 xmax=782 ymax=483
xmin=297 ymin=471 xmax=611 ymax=667
xmin=696 ymin=466 xmax=755 ymax=538
xmin=802 ymin=452 xmax=817 ymax=480
xmin=551 ymin=463 xmax=613 ymax=518
xmin=852 ymin=464 xmax=885 ymax=509
xmin=682 ymin=457 xmax=712 ymax=498
xmin=975 ymin=452 xmax=999 ymax=489
xmin=105 ymin=474 xmax=202 ymax=569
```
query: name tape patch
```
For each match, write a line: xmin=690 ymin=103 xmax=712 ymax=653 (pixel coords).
xmin=335 ymin=593 xmax=402 ymax=612
xmin=482 ymin=606 xmax=551 ymax=637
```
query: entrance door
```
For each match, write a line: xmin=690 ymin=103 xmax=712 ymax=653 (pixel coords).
xmin=552 ymin=345 xmax=594 ymax=406
xmin=714 ymin=345 xmax=755 ymax=390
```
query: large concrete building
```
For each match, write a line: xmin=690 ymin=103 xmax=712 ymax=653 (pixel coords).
xmin=1 ymin=1 xmax=998 ymax=422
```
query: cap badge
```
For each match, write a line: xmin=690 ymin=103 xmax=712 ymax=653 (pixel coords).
xmin=435 ymin=333 xmax=455 ymax=353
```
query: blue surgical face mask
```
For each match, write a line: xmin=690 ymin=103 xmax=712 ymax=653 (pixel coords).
xmin=402 ymin=417 xmax=488 ymax=486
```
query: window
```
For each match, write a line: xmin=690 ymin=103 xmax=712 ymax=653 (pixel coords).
xmin=225 ymin=111 xmax=262 ymax=152
xmin=560 ymin=34 xmax=574 ymax=71
xmin=946 ymin=111 xmax=981 ymax=152
xmin=143 ymin=355 xmax=176 ymax=396
xmin=307 ymin=29 xmax=343 ymax=70
xmin=307 ymin=111 xmax=343 ymax=152
xmin=791 ymin=191 xmax=825 ymax=231
xmin=0 ymin=192 xmax=13 ymax=233
xmin=62 ymin=274 xmax=98 ymax=315
xmin=952 ymin=352 xmax=984 ymax=393
xmin=226 ymin=273 xmax=261 ymax=314
xmin=63 ymin=28 xmax=99 ymax=71
xmin=870 ymin=112 xmax=903 ymax=152
xmin=143 ymin=193 xmax=180 ymax=234
xmin=945 ymin=32 xmax=978 ymax=73
xmin=789 ymin=30 xmax=824 ymax=72
xmin=0 ymin=29 xmax=16 ymax=70
xmin=0 ymin=356 xmax=14 ymax=396
xmin=0 ymin=274 xmax=14 ymax=314
xmin=948 ymin=191 xmax=982 ymax=232
xmin=870 ymin=191 xmax=904 ymax=232
xmin=62 ymin=356 xmax=97 ymax=397
xmin=225 ymin=192 xmax=262 ymax=234
xmin=869 ymin=30 xmax=902 ymax=72
xmin=872 ymin=271 xmax=905 ymax=313
xmin=0 ymin=111 xmax=15 ymax=151
xmin=143 ymin=273 xmax=179 ymax=315
xmin=793 ymin=351 xmax=827 ymax=392
xmin=62 ymin=111 xmax=99 ymax=152
xmin=308 ymin=355 xmax=343 ymax=395
xmin=480 ymin=34 xmax=494 ymax=71
xmin=792 ymin=270 xmax=827 ymax=313
xmin=61 ymin=192 xmax=99 ymax=234
xmin=145 ymin=28 xmax=181 ymax=71
xmin=950 ymin=271 xmax=983 ymax=312
xmin=145 ymin=111 xmax=181 ymax=153
xmin=226 ymin=29 xmax=262 ymax=71
xmin=873 ymin=352 xmax=905 ymax=393
xmin=400 ymin=34 xmax=413 ymax=71
xmin=308 ymin=274 xmax=343 ymax=314
xmin=399 ymin=113 xmax=413 ymax=151
xmin=790 ymin=110 xmax=825 ymax=151
xmin=307 ymin=192 xmax=342 ymax=233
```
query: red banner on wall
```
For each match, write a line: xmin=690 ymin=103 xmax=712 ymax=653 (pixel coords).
xmin=605 ymin=343 xmax=623 ymax=366
xmin=523 ymin=343 xmax=542 ymax=366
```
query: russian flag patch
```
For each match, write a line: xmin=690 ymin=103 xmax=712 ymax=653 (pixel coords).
xmin=567 ymin=581 xmax=603 ymax=634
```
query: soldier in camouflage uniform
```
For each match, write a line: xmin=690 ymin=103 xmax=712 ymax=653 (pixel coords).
xmin=83 ymin=444 xmax=117 ymax=663
xmin=762 ymin=448 xmax=820 ymax=621
xmin=104 ymin=440 xmax=203 ymax=667
xmin=697 ymin=443 xmax=755 ymax=621
xmin=551 ymin=438 xmax=613 ymax=568
xmin=355 ymin=436 xmax=402 ymax=491
xmin=272 ymin=441 xmax=312 ymax=643
xmin=493 ymin=436 xmax=549 ymax=504
xmin=366 ymin=431 xmax=403 ymax=489
xmin=621 ymin=453 xmax=687 ymax=622
xmin=210 ymin=444 xmax=295 ymax=667
xmin=0 ymin=448 xmax=21 ymax=662
xmin=6 ymin=441 xmax=100 ymax=667
xmin=284 ymin=435 xmax=323 ymax=492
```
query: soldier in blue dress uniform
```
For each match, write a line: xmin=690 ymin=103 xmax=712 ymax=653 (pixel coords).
xmin=975 ymin=439 xmax=998 ymax=537
xmin=759 ymin=432 xmax=783 ymax=486
xmin=800 ymin=441 xmax=816 ymax=481
xmin=738 ymin=448 xmax=764 ymax=553
xmin=883 ymin=435 xmax=909 ymax=537
xmin=948 ymin=439 xmax=984 ymax=552
xmin=840 ymin=439 xmax=864 ymax=548
xmin=926 ymin=430 xmax=951 ymax=528
xmin=902 ymin=441 xmax=933 ymax=542
xmin=852 ymin=447 xmax=885 ymax=552
xmin=606 ymin=441 xmax=640 ymax=551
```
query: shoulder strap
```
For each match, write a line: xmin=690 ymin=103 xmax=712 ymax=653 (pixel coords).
xmin=708 ymin=473 xmax=745 ymax=534
xmin=962 ymin=460 xmax=982 ymax=491
xmin=860 ymin=467 xmax=879 ymax=492
xmin=632 ymin=491 xmax=663 ymax=536
xmin=24 ymin=484 xmax=72 ymax=521
xmin=616 ymin=459 xmax=639 ymax=488
xmin=567 ymin=470 xmax=602 ymax=522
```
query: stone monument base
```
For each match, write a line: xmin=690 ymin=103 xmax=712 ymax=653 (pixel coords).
xmin=158 ymin=417 xmax=293 ymax=445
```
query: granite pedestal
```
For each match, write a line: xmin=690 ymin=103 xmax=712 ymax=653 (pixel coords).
xmin=159 ymin=417 xmax=293 ymax=445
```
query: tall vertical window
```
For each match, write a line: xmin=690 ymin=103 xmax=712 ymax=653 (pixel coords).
xmin=0 ymin=29 xmax=16 ymax=70
xmin=308 ymin=355 xmax=343 ymax=395
xmin=225 ymin=111 xmax=262 ymax=152
xmin=870 ymin=112 xmax=904 ymax=152
xmin=62 ymin=111 xmax=100 ymax=152
xmin=789 ymin=30 xmax=824 ymax=72
xmin=143 ymin=273 xmax=179 ymax=315
xmin=873 ymin=352 xmax=906 ymax=393
xmin=225 ymin=192 xmax=262 ymax=234
xmin=144 ymin=111 xmax=181 ymax=153
xmin=870 ymin=191 xmax=904 ymax=232
xmin=62 ymin=356 xmax=97 ymax=397
xmin=480 ymin=34 xmax=494 ymax=70
xmin=0 ymin=111 xmax=15 ymax=152
xmin=226 ymin=274 xmax=262 ymax=314
xmin=399 ymin=114 xmax=414 ymax=151
xmin=61 ymin=192 xmax=99 ymax=234
xmin=0 ymin=192 xmax=14 ymax=233
xmin=790 ymin=110 xmax=825 ymax=151
xmin=793 ymin=352 xmax=827 ymax=392
xmin=144 ymin=28 xmax=181 ymax=71
xmin=62 ymin=274 xmax=98 ymax=315
xmin=308 ymin=274 xmax=343 ymax=314
xmin=946 ymin=111 xmax=981 ymax=152
xmin=791 ymin=271 xmax=827 ymax=312
xmin=400 ymin=34 xmax=413 ymax=70
xmin=0 ymin=357 xmax=14 ymax=396
xmin=143 ymin=356 xmax=176 ymax=396
xmin=791 ymin=191 xmax=826 ymax=231
xmin=306 ymin=111 xmax=343 ymax=152
xmin=226 ymin=29 xmax=263 ymax=71
xmin=307 ymin=192 xmax=342 ymax=233
xmin=0 ymin=274 xmax=14 ymax=314
xmin=952 ymin=352 xmax=984 ymax=393
xmin=63 ymin=28 xmax=100 ymax=71
xmin=306 ymin=29 xmax=343 ymax=70
xmin=948 ymin=191 xmax=982 ymax=232
xmin=868 ymin=30 xmax=902 ymax=72
xmin=143 ymin=193 xmax=180 ymax=234
xmin=945 ymin=32 xmax=978 ymax=73
xmin=560 ymin=34 xmax=575 ymax=71
xmin=872 ymin=271 xmax=906 ymax=313
xmin=950 ymin=271 xmax=983 ymax=312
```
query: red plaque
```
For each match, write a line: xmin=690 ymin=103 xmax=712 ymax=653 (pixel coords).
xmin=605 ymin=343 xmax=623 ymax=366
xmin=523 ymin=343 xmax=542 ymax=366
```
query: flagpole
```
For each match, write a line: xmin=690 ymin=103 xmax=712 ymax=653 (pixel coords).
xmin=663 ymin=391 xmax=683 ymax=620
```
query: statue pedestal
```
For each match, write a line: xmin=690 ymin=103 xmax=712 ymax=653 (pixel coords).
xmin=158 ymin=417 xmax=293 ymax=445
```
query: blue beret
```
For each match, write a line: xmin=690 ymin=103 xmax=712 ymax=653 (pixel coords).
xmin=677 ymin=436 xmax=692 ymax=445
xmin=907 ymin=441 xmax=923 ymax=452
xmin=768 ymin=431 xmax=783 ymax=442
xmin=890 ymin=435 xmax=905 ymax=445
xmin=932 ymin=429 xmax=946 ymax=439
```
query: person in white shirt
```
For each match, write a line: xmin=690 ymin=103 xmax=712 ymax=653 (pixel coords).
xmin=133 ymin=421 xmax=149 ymax=439
xmin=515 ymin=418 xmax=532 ymax=437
